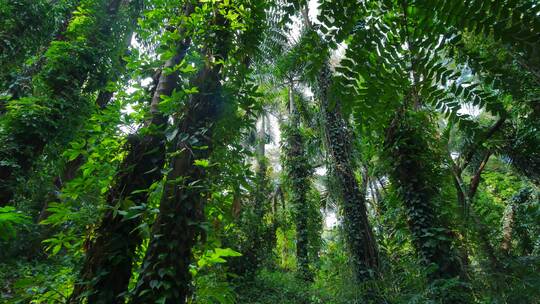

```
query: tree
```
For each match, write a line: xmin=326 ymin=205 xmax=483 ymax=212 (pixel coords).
xmin=129 ymin=4 xmax=249 ymax=302
xmin=68 ymin=4 xmax=194 ymax=301
xmin=0 ymin=0 xmax=80 ymax=102
xmin=0 ymin=0 xmax=136 ymax=205
xmin=282 ymin=83 xmax=314 ymax=281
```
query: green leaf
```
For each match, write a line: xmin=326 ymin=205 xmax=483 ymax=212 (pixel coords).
xmin=194 ymin=159 xmax=210 ymax=168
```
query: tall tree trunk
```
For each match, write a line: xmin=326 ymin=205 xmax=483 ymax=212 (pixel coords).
xmin=239 ymin=114 xmax=271 ymax=274
xmin=468 ymin=152 xmax=491 ymax=202
xmin=130 ymin=20 xmax=231 ymax=303
xmin=39 ymin=8 xmax=139 ymax=223
xmin=501 ymin=189 xmax=534 ymax=256
xmin=368 ymin=178 xmax=386 ymax=238
xmin=68 ymin=23 xmax=193 ymax=303
xmin=254 ymin=114 xmax=268 ymax=224
xmin=0 ymin=0 xmax=131 ymax=206
xmin=299 ymin=8 xmax=379 ymax=279
xmin=317 ymin=64 xmax=379 ymax=281
xmin=385 ymin=109 xmax=463 ymax=280
xmin=500 ymin=204 xmax=515 ymax=255
xmin=282 ymin=84 xmax=313 ymax=281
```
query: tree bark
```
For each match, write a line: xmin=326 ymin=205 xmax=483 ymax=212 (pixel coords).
xmin=385 ymin=109 xmax=463 ymax=280
xmin=317 ymin=64 xmax=379 ymax=281
xmin=68 ymin=27 xmax=192 ymax=303
xmin=130 ymin=18 xmax=230 ymax=302
xmin=298 ymin=8 xmax=379 ymax=280
xmin=501 ymin=189 xmax=534 ymax=256
xmin=239 ymin=113 xmax=271 ymax=274
xmin=500 ymin=204 xmax=516 ymax=255
xmin=467 ymin=152 xmax=491 ymax=202
xmin=282 ymin=83 xmax=313 ymax=281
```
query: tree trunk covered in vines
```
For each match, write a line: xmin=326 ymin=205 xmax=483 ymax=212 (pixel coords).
xmin=251 ymin=113 xmax=270 ymax=259
xmin=0 ymin=0 xmax=132 ymax=206
xmin=282 ymin=84 xmax=313 ymax=281
xmin=317 ymin=64 xmax=379 ymax=281
xmin=39 ymin=5 xmax=139 ymax=224
xmin=385 ymin=109 xmax=463 ymax=280
xmin=69 ymin=31 xmax=192 ymax=303
xmin=130 ymin=65 xmax=221 ymax=304
xmin=130 ymin=19 xmax=230 ymax=303
xmin=501 ymin=204 xmax=516 ymax=255
xmin=501 ymin=189 xmax=534 ymax=256
xmin=238 ymin=114 xmax=272 ymax=274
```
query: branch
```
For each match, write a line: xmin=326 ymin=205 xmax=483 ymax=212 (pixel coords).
xmin=467 ymin=151 xmax=492 ymax=201
xmin=459 ymin=115 xmax=506 ymax=171
xmin=301 ymin=4 xmax=312 ymax=29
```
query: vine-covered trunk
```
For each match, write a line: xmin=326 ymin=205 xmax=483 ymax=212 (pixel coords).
xmin=0 ymin=0 xmax=131 ymax=206
xmin=501 ymin=189 xmax=534 ymax=256
xmin=68 ymin=32 xmax=192 ymax=303
xmin=255 ymin=116 xmax=269 ymax=226
xmin=282 ymin=84 xmax=313 ymax=281
xmin=385 ymin=109 xmax=463 ymax=280
xmin=317 ymin=64 xmax=379 ymax=281
xmin=501 ymin=204 xmax=516 ymax=255
xmin=239 ymin=114 xmax=271 ymax=274
xmin=39 ymin=6 xmax=138 ymax=224
xmin=130 ymin=24 xmax=230 ymax=302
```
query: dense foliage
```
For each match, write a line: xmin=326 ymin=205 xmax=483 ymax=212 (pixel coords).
xmin=0 ymin=0 xmax=539 ymax=303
